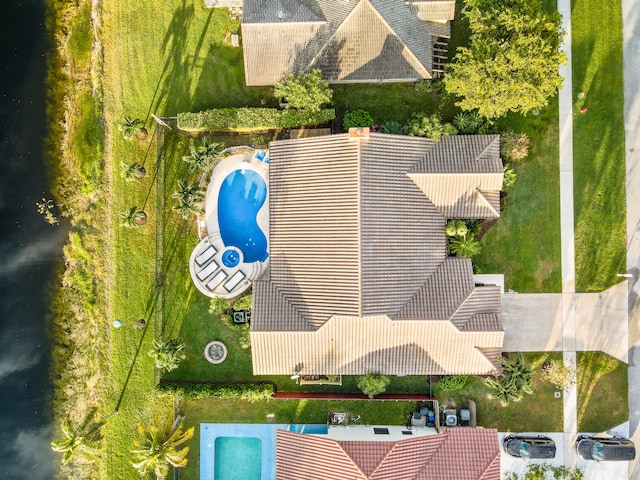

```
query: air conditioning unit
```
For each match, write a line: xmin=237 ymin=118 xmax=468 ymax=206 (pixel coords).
xmin=444 ymin=409 xmax=457 ymax=427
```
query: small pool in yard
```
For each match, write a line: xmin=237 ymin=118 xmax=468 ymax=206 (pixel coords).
xmin=288 ymin=424 xmax=328 ymax=434
xmin=217 ymin=169 xmax=268 ymax=263
xmin=215 ymin=437 xmax=261 ymax=480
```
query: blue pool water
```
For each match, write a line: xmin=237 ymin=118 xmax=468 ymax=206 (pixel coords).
xmin=217 ymin=169 xmax=269 ymax=263
xmin=288 ymin=424 xmax=328 ymax=434
xmin=215 ymin=437 xmax=261 ymax=480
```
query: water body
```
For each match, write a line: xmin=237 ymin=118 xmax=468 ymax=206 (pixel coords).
xmin=0 ymin=1 xmax=66 ymax=478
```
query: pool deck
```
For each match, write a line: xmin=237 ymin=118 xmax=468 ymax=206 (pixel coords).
xmin=189 ymin=152 xmax=270 ymax=299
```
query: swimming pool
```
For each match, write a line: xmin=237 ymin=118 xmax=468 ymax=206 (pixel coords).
xmin=288 ymin=424 xmax=328 ymax=434
xmin=215 ymin=437 xmax=261 ymax=480
xmin=217 ymin=169 xmax=269 ymax=263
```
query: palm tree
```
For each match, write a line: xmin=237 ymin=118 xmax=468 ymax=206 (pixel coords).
xmin=131 ymin=413 xmax=194 ymax=480
xmin=119 ymin=206 xmax=148 ymax=227
xmin=182 ymin=138 xmax=224 ymax=172
xmin=149 ymin=337 xmax=186 ymax=372
xmin=448 ymin=234 xmax=481 ymax=257
xmin=121 ymin=161 xmax=147 ymax=181
xmin=118 ymin=116 xmax=147 ymax=141
xmin=485 ymin=353 xmax=533 ymax=406
xmin=172 ymin=180 xmax=204 ymax=219
xmin=51 ymin=410 xmax=110 ymax=464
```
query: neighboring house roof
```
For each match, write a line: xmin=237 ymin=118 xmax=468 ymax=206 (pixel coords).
xmin=241 ymin=0 xmax=455 ymax=85
xmin=276 ymin=428 xmax=501 ymax=480
xmin=251 ymin=133 xmax=504 ymax=376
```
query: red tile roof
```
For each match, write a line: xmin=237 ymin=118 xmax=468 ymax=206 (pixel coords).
xmin=276 ymin=428 xmax=500 ymax=480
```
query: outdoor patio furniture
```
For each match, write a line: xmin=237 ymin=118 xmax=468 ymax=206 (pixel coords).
xmin=224 ymin=270 xmax=246 ymax=292
xmin=197 ymin=260 xmax=219 ymax=282
xmin=195 ymin=245 xmax=217 ymax=266
xmin=206 ymin=270 xmax=228 ymax=291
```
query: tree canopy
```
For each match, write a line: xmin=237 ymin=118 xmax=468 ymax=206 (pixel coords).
xmin=274 ymin=69 xmax=333 ymax=112
xmin=445 ymin=0 xmax=566 ymax=119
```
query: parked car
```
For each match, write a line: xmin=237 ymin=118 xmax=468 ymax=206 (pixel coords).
xmin=503 ymin=434 xmax=556 ymax=459
xmin=576 ymin=435 xmax=636 ymax=461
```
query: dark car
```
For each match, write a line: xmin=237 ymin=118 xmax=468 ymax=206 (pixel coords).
xmin=503 ymin=434 xmax=556 ymax=459
xmin=576 ymin=435 xmax=636 ymax=461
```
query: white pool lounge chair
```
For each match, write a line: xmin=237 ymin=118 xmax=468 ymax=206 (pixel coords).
xmin=206 ymin=270 xmax=227 ymax=291
xmin=224 ymin=270 xmax=246 ymax=292
xmin=195 ymin=245 xmax=217 ymax=266
xmin=197 ymin=260 xmax=219 ymax=282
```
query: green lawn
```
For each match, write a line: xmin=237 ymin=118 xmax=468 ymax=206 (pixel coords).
xmin=474 ymin=100 xmax=562 ymax=292
xmin=577 ymin=352 xmax=628 ymax=432
xmin=435 ymin=353 xmax=564 ymax=432
xmin=571 ymin=0 xmax=626 ymax=292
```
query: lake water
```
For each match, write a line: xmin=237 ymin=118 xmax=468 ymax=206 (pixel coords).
xmin=0 ymin=0 xmax=66 ymax=478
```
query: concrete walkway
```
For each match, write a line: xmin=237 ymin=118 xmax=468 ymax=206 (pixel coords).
xmin=557 ymin=0 xmax=578 ymax=468
xmin=622 ymin=0 xmax=640 ymax=477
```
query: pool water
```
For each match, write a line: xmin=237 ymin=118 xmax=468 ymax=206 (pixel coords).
xmin=288 ymin=424 xmax=328 ymax=434
xmin=214 ymin=437 xmax=261 ymax=480
xmin=217 ymin=169 xmax=269 ymax=263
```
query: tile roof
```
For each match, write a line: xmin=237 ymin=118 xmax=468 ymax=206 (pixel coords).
xmin=241 ymin=0 xmax=454 ymax=85
xmin=276 ymin=428 xmax=500 ymax=480
xmin=251 ymin=133 xmax=504 ymax=376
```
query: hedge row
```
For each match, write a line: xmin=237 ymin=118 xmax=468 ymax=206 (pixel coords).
xmin=156 ymin=381 xmax=274 ymax=402
xmin=177 ymin=108 xmax=335 ymax=133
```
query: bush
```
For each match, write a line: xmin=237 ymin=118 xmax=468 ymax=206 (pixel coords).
xmin=503 ymin=165 xmax=517 ymax=192
xmin=156 ymin=382 xmax=274 ymax=402
xmin=149 ymin=338 xmax=186 ymax=373
xmin=379 ymin=120 xmax=405 ymax=135
xmin=501 ymin=131 xmax=530 ymax=164
xmin=177 ymin=108 xmax=335 ymax=132
xmin=356 ymin=373 xmax=391 ymax=399
xmin=414 ymin=78 xmax=445 ymax=94
xmin=485 ymin=353 xmax=533 ymax=407
xmin=343 ymin=109 xmax=375 ymax=130
xmin=405 ymin=113 xmax=457 ymax=141
xmin=233 ymin=294 xmax=252 ymax=311
xmin=438 ymin=375 xmax=468 ymax=392
xmin=274 ymin=69 xmax=333 ymax=112
xmin=542 ymin=360 xmax=576 ymax=391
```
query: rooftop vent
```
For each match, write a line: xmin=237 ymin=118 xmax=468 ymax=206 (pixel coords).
xmin=348 ymin=127 xmax=370 ymax=139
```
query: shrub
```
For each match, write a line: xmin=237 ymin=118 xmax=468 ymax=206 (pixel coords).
xmin=149 ymin=337 xmax=186 ymax=373
xmin=356 ymin=373 xmax=391 ymax=399
xmin=501 ymin=131 xmax=530 ymax=164
xmin=542 ymin=360 xmax=577 ymax=391
xmin=414 ymin=78 xmax=445 ymax=94
xmin=448 ymin=235 xmax=481 ymax=257
xmin=405 ymin=113 xmax=457 ymax=141
xmin=445 ymin=219 xmax=468 ymax=238
xmin=438 ymin=375 xmax=468 ymax=392
xmin=503 ymin=165 xmax=517 ymax=192
xmin=156 ymin=382 xmax=274 ymax=402
xmin=343 ymin=109 xmax=375 ymax=130
xmin=233 ymin=294 xmax=252 ymax=311
xmin=177 ymin=108 xmax=335 ymax=132
xmin=379 ymin=120 xmax=405 ymax=135
xmin=274 ymin=69 xmax=333 ymax=112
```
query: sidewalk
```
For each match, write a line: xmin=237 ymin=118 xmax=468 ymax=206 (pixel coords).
xmin=622 ymin=0 xmax=640 ymax=477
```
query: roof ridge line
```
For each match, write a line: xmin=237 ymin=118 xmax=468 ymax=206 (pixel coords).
xmin=357 ymin=135 xmax=363 ymax=318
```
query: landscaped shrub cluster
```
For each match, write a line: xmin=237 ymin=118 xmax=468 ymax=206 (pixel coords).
xmin=156 ymin=382 xmax=274 ymax=402
xmin=500 ymin=131 xmax=530 ymax=164
xmin=343 ymin=109 xmax=375 ymax=130
xmin=504 ymin=463 xmax=584 ymax=480
xmin=274 ymin=69 xmax=333 ymax=112
xmin=437 ymin=375 xmax=468 ymax=392
xmin=405 ymin=113 xmax=457 ymax=141
xmin=446 ymin=219 xmax=482 ymax=258
xmin=177 ymin=108 xmax=335 ymax=133
xmin=485 ymin=353 xmax=534 ymax=407
xmin=414 ymin=78 xmax=446 ymax=94
xmin=356 ymin=373 xmax=391 ymax=399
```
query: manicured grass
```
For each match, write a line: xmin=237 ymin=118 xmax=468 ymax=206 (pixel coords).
xmin=435 ymin=353 xmax=564 ymax=432
xmin=474 ymin=100 xmax=562 ymax=292
xmin=577 ymin=352 xmax=628 ymax=432
xmin=571 ymin=0 xmax=626 ymax=292
xmin=179 ymin=397 xmax=422 ymax=479
xmin=100 ymin=3 xmax=271 ymax=479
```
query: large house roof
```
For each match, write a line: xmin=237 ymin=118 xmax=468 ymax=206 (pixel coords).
xmin=241 ymin=0 xmax=455 ymax=85
xmin=251 ymin=133 xmax=504 ymax=376
xmin=276 ymin=428 xmax=501 ymax=480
